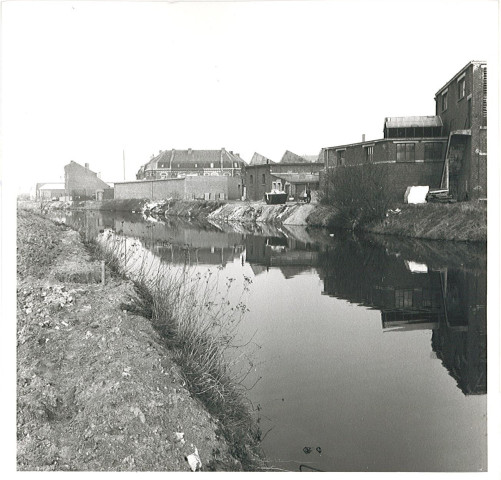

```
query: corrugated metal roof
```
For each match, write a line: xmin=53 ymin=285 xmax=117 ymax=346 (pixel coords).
xmin=385 ymin=116 xmax=443 ymax=128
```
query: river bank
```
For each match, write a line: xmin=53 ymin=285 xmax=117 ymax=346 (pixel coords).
xmin=16 ymin=209 xmax=262 ymax=471
xmin=19 ymin=197 xmax=487 ymax=243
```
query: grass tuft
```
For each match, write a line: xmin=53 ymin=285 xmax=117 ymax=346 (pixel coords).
xmin=87 ymin=229 xmax=264 ymax=470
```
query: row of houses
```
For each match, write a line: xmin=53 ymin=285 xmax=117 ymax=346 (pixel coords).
xmin=37 ymin=61 xmax=487 ymax=204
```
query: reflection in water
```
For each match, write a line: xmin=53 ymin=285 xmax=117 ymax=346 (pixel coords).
xmin=55 ymin=210 xmax=487 ymax=471
xmin=317 ymin=239 xmax=487 ymax=396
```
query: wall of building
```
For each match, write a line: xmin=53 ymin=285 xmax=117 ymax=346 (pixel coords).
xmin=114 ymin=176 xmax=242 ymax=201
xmin=65 ymin=162 xmax=110 ymax=199
xmin=38 ymin=189 xmax=66 ymax=200
xmin=435 ymin=62 xmax=487 ymax=199
xmin=244 ymin=163 xmax=324 ymax=201
xmin=326 ymin=162 xmax=443 ymax=202
xmin=322 ymin=139 xmax=446 ymax=200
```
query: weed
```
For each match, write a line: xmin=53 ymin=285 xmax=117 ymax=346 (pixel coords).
xmin=90 ymin=229 xmax=264 ymax=469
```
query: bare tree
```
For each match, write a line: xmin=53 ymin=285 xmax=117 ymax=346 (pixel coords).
xmin=321 ymin=163 xmax=393 ymax=229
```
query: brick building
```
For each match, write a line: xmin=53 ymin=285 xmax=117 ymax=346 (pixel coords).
xmin=436 ymin=61 xmax=487 ymax=200
xmin=136 ymin=148 xmax=245 ymax=180
xmin=321 ymin=61 xmax=487 ymax=201
xmin=64 ymin=161 xmax=111 ymax=200
xmin=244 ymin=151 xmax=323 ymax=201
xmin=115 ymin=175 xmax=242 ymax=201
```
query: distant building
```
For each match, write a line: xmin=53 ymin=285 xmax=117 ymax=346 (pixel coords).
xmin=64 ymin=161 xmax=111 ymax=200
xmin=115 ymin=175 xmax=243 ymax=201
xmin=321 ymin=61 xmax=487 ymax=201
xmin=136 ymin=148 xmax=245 ymax=180
xmin=280 ymin=150 xmax=320 ymax=164
xmin=244 ymin=151 xmax=323 ymax=201
xmin=35 ymin=183 xmax=65 ymax=200
xmin=248 ymin=152 xmax=275 ymax=166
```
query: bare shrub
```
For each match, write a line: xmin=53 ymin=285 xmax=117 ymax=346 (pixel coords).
xmin=321 ymin=163 xmax=393 ymax=229
xmin=94 ymin=230 xmax=263 ymax=468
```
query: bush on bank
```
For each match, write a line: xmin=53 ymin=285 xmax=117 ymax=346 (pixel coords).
xmin=319 ymin=163 xmax=394 ymax=230
xmin=87 ymin=231 xmax=265 ymax=470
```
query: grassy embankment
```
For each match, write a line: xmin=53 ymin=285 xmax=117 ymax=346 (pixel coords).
xmin=363 ymin=201 xmax=487 ymax=243
xmin=16 ymin=208 xmax=264 ymax=471
xmin=306 ymin=201 xmax=487 ymax=243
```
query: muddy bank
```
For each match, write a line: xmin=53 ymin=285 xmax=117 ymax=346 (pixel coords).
xmin=16 ymin=209 xmax=257 ymax=471
xmin=20 ymin=198 xmax=487 ymax=242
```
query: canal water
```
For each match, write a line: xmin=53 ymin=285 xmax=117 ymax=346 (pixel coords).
xmin=56 ymin=210 xmax=487 ymax=472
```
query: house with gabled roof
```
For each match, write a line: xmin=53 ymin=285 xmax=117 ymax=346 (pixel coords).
xmin=64 ymin=161 xmax=111 ymax=200
xmin=249 ymin=152 xmax=275 ymax=166
xmin=280 ymin=150 xmax=320 ymax=164
xmin=243 ymin=150 xmax=324 ymax=202
xmin=136 ymin=148 xmax=245 ymax=180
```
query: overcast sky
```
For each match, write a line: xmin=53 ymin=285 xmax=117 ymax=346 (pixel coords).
xmin=1 ymin=0 xmax=498 ymax=192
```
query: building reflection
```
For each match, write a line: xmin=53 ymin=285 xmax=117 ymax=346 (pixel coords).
xmin=318 ymin=240 xmax=487 ymax=395
xmin=245 ymin=234 xmax=320 ymax=278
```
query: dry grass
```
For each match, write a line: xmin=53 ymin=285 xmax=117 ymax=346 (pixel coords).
xmin=367 ymin=201 xmax=487 ymax=242
xmin=90 ymin=230 xmax=264 ymax=469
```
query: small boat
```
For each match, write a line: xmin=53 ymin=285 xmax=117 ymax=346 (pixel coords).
xmin=264 ymin=190 xmax=287 ymax=204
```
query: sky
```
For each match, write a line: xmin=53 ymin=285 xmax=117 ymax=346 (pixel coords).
xmin=1 ymin=0 xmax=499 ymax=193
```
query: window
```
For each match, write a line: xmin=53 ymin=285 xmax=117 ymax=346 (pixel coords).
xmin=424 ymin=142 xmax=443 ymax=161
xmin=395 ymin=289 xmax=413 ymax=308
xmin=337 ymin=150 xmax=345 ymax=166
xmin=262 ymin=173 xmax=266 ymax=184
xmin=160 ymin=172 xmax=167 ymax=179
xmin=457 ymin=76 xmax=466 ymax=100
xmin=396 ymin=143 xmax=415 ymax=162
xmin=441 ymin=91 xmax=448 ymax=111
xmin=365 ymin=146 xmax=374 ymax=163
xmin=250 ymin=174 xmax=254 ymax=185
xmin=194 ymin=163 xmax=198 ymax=168
xmin=210 ymin=163 xmax=214 ymax=168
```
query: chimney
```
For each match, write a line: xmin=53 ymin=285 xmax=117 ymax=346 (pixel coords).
xmin=85 ymin=163 xmax=89 ymax=169
xmin=362 ymin=134 xmax=366 ymax=142
xmin=188 ymin=148 xmax=192 ymax=154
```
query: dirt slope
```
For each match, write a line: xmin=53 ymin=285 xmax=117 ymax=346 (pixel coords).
xmin=16 ymin=210 xmax=243 ymax=471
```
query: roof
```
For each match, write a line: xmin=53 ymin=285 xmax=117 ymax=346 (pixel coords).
xmin=281 ymin=150 xmax=311 ymax=164
xmin=144 ymin=149 xmax=245 ymax=170
xmin=435 ymin=60 xmax=487 ymax=97
xmin=64 ymin=161 xmax=111 ymax=189
xmin=39 ymin=183 xmax=65 ymax=190
xmin=249 ymin=152 xmax=275 ymax=165
xmin=384 ymin=116 xmax=443 ymax=129
xmin=272 ymin=173 xmax=320 ymax=184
